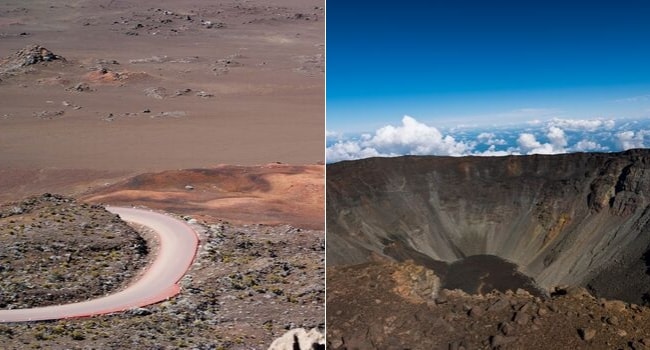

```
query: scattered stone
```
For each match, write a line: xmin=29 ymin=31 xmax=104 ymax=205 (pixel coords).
xmin=537 ymin=307 xmax=548 ymax=316
xmin=578 ymin=328 xmax=596 ymax=341
xmin=499 ymin=322 xmax=515 ymax=336
xmin=33 ymin=110 xmax=64 ymax=119
xmin=174 ymin=88 xmax=192 ymax=96
xmin=518 ymin=302 xmax=532 ymax=312
xmin=606 ymin=316 xmax=620 ymax=326
xmin=490 ymin=334 xmax=516 ymax=348
xmin=468 ymin=306 xmax=484 ymax=318
xmin=513 ymin=311 xmax=529 ymax=325
xmin=143 ymin=87 xmax=167 ymax=99
xmin=196 ymin=90 xmax=214 ymax=98
xmin=488 ymin=298 xmax=510 ymax=312
xmin=602 ymin=300 xmax=627 ymax=312
xmin=515 ymin=288 xmax=530 ymax=296
xmin=70 ymin=82 xmax=92 ymax=92
xmin=185 ymin=185 xmax=194 ymax=190
xmin=128 ymin=307 xmax=152 ymax=316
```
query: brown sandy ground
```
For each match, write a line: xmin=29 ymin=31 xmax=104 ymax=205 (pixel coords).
xmin=0 ymin=195 xmax=324 ymax=349
xmin=81 ymin=163 xmax=324 ymax=230
xmin=0 ymin=0 xmax=323 ymax=172
xmin=327 ymin=259 xmax=650 ymax=350
xmin=0 ymin=163 xmax=323 ymax=233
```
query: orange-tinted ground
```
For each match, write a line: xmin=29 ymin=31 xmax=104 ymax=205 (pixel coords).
xmin=82 ymin=164 xmax=324 ymax=229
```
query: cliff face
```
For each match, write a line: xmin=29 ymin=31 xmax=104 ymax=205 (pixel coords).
xmin=327 ymin=150 xmax=650 ymax=303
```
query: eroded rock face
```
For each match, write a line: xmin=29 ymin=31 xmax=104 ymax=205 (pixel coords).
xmin=326 ymin=150 xmax=650 ymax=304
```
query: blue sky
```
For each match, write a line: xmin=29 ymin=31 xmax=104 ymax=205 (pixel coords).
xmin=326 ymin=1 xmax=650 ymax=161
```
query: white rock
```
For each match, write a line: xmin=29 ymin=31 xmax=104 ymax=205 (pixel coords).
xmin=268 ymin=328 xmax=324 ymax=350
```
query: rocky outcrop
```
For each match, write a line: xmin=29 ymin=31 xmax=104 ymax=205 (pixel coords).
xmin=0 ymin=45 xmax=66 ymax=76
xmin=327 ymin=150 xmax=650 ymax=304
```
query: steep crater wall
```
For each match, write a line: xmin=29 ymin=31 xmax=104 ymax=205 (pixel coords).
xmin=327 ymin=150 xmax=650 ymax=304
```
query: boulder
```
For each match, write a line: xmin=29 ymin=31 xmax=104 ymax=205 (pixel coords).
xmin=268 ymin=328 xmax=324 ymax=350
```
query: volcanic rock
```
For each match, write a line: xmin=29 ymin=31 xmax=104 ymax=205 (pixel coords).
xmin=0 ymin=45 xmax=66 ymax=76
xmin=578 ymin=328 xmax=596 ymax=341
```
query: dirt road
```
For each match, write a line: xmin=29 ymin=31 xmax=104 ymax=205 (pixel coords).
xmin=0 ymin=207 xmax=198 ymax=322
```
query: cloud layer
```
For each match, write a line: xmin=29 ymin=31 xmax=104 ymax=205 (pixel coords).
xmin=326 ymin=116 xmax=650 ymax=163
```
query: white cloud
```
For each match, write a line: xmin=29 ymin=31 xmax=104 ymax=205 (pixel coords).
xmin=477 ymin=132 xmax=495 ymax=141
xmin=548 ymin=118 xmax=615 ymax=131
xmin=475 ymin=145 xmax=516 ymax=156
xmin=547 ymin=126 xmax=567 ymax=150
xmin=477 ymin=132 xmax=507 ymax=145
xmin=325 ymin=116 xmax=474 ymax=162
xmin=517 ymin=133 xmax=541 ymax=151
xmin=517 ymin=133 xmax=555 ymax=154
xmin=572 ymin=139 xmax=606 ymax=152
xmin=326 ymin=115 xmax=650 ymax=162
xmin=325 ymin=140 xmax=381 ymax=162
xmin=616 ymin=130 xmax=649 ymax=150
xmin=516 ymin=127 xmax=567 ymax=155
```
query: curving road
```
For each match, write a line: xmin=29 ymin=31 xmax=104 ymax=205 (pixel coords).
xmin=0 ymin=207 xmax=199 ymax=322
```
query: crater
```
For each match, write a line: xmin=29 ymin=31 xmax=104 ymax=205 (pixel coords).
xmin=327 ymin=150 xmax=650 ymax=304
xmin=383 ymin=240 xmax=545 ymax=297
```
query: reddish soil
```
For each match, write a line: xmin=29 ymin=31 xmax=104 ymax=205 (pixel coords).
xmin=82 ymin=163 xmax=324 ymax=229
